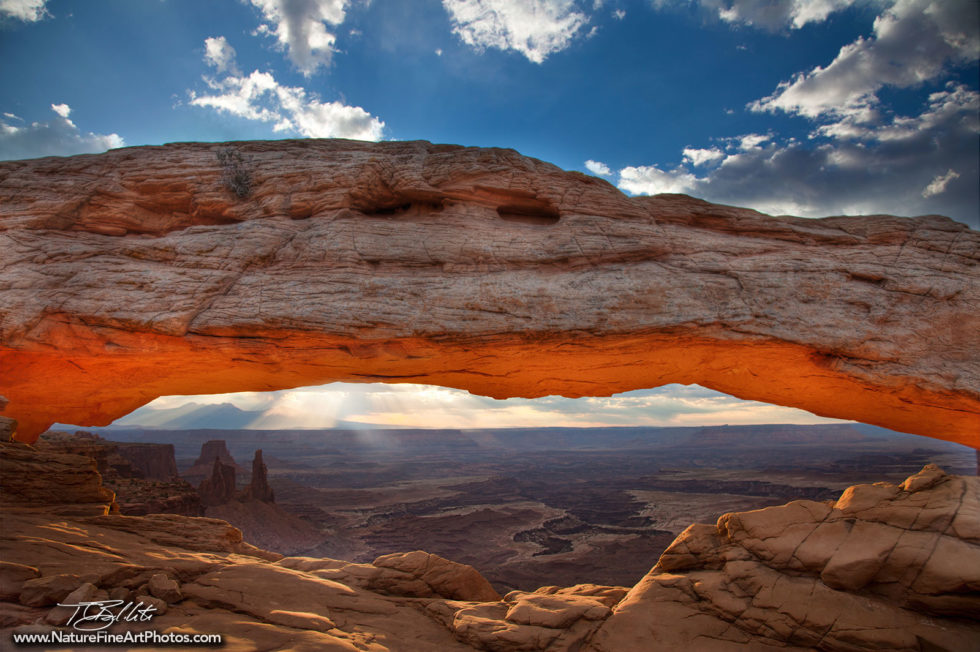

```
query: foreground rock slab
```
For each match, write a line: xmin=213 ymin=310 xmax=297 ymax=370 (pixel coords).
xmin=590 ymin=464 xmax=980 ymax=651
xmin=1 ymin=439 xmax=977 ymax=651
xmin=1 ymin=140 xmax=978 ymax=445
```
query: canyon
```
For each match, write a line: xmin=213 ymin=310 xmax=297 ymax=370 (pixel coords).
xmin=1 ymin=434 xmax=978 ymax=651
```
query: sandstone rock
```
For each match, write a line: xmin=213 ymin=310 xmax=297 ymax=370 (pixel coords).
xmin=198 ymin=458 xmax=236 ymax=507
xmin=0 ymin=602 xmax=44 ymax=628
xmin=146 ymin=572 xmax=182 ymax=603
xmin=45 ymin=582 xmax=107 ymax=626
xmin=0 ymin=561 xmax=39 ymax=600
xmin=133 ymin=593 xmax=167 ymax=616
xmin=115 ymin=442 xmax=179 ymax=481
xmin=265 ymin=609 xmax=335 ymax=632
xmin=589 ymin=465 xmax=980 ymax=651
xmin=504 ymin=593 xmax=609 ymax=628
xmin=372 ymin=550 xmax=501 ymax=602
xmin=83 ymin=513 xmax=280 ymax=560
xmin=0 ymin=416 xmax=15 ymax=442
xmin=0 ymin=141 xmax=976 ymax=446
xmin=0 ymin=441 xmax=115 ymax=514
xmin=1 ymin=465 xmax=977 ymax=651
xmin=108 ymin=586 xmax=132 ymax=602
xmin=240 ymin=449 xmax=274 ymax=503
xmin=19 ymin=573 xmax=96 ymax=607
xmin=184 ymin=440 xmax=244 ymax=484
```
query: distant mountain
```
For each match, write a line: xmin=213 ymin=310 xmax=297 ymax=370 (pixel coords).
xmin=113 ymin=402 xmax=265 ymax=429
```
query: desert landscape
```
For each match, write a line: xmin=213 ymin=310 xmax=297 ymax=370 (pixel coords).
xmin=82 ymin=422 xmax=975 ymax=594
xmin=2 ymin=1 xmax=979 ymax=648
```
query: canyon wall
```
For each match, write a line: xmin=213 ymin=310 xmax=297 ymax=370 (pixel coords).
xmin=0 ymin=140 xmax=977 ymax=446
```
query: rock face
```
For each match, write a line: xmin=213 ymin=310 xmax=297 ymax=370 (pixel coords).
xmin=240 ymin=449 xmax=274 ymax=503
xmin=0 ymin=140 xmax=977 ymax=446
xmin=589 ymin=464 xmax=980 ymax=651
xmin=33 ymin=431 xmax=202 ymax=517
xmin=198 ymin=458 xmax=236 ymax=507
xmin=0 ymin=440 xmax=116 ymax=516
xmin=184 ymin=440 xmax=243 ymax=484
xmin=115 ymin=442 xmax=179 ymax=481
xmin=2 ymin=449 xmax=977 ymax=650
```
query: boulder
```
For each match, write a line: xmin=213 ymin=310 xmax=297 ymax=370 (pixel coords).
xmin=146 ymin=572 xmax=182 ymax=603
xmin=371 ymin=550 xmax=501 ymax=602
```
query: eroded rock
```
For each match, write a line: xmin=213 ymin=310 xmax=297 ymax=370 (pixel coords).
xmin=589 ymin=465 xmax=980 ymax=651
xmin=0 ymin=141 xmax=977 ymax=446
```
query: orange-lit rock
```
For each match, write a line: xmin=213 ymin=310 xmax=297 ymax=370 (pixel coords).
xmin=0 ymin=140 xmax=978 ymax=446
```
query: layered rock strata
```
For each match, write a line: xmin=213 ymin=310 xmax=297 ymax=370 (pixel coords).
xmin=0 ymin=140 xmax=977 ymax=446
xmin=33 ymin=431 xmax=202 ymax=516
xmin=2 ymin=435 xmax=977 ymax=651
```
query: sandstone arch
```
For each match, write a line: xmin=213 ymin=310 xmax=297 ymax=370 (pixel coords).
xmin=0 ymin=140 xmax=977 ymax=447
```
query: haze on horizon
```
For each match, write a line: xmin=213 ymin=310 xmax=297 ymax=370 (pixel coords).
xmin=110 ymin=383 xmax=851 ymax=430
xmin=5 ymin=0 xmax=976 ymax=431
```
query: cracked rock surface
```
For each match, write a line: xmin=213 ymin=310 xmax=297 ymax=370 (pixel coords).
xmin=590 ymin=464 xmax=980 ymax=651
xmin=0 ymin=140 xmax=978 ymax=445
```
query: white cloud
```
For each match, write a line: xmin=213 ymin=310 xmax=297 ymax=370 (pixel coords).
xmin=0 ymin=104 xmax=123 ymax=161
xmin=50 ymin=103 xmax=70 ymax=118
xmin=922 ymin=169 xmax=960 ymax=198
xmin=618 ymin=164 xmax=698 ymax=195
xmin=682 ymin=146 xmax=724 ymax=166
xmin=613 ymin=8 xmax=625 ymax=20
xmin=584 ymin=159 xmax=612 ymax=176
xmin=190 ymin=39 xmax=384 ymax=141
xmin=204 ymin=36 xmax=240 ymax=75
xmin=617 ymin=83 xmax=979 ymax=227
xmin=249 ymin=0 xmax=350 ymax=76
xmin=0 ymin=0 xmax=49 ymax=22
xmin=750 ymin=0 xmax=979 ymax=121
xmin=442 ymin=0 xmax=589 ymax=63
xmin=736 ymin=133 xmax=769 ymax=150
xmin=709 ymin=0 xmax=858 ymax=30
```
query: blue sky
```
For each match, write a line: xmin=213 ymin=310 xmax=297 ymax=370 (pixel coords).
xmin=3 ymin=0 xmax=977 ymax=429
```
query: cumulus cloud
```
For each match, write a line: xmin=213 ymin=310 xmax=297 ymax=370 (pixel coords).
xmin=922 ymin=169 xmax=960 ymax=198
xmin=190 ymin=37 xmax=384 ymax=140
xmin=442 ymin=0 xmax=589 ymax=63
xmin=651 ymin=0 xmax=857 ymax=30
xmin=708 ymin=0 xmax=858 ymax=30
xmin=618 ymin=1 xmax=979 ymax=228
xmin=0 ymin=104 xmax=124 ymax=161
xmin=0 ymin=0 xmax=49 ymax=21
xmin=585 ymin=159 xmax=612 ymax=176
xmin=618 ymin=164 xmax=698 ymax=195
xmin=617 ymin=84 xmax=979 ymax=226
xmin=249 ymin=0 xmax=349 ymax=76
xmin=751 ymin=0 xmax=979 ymax=121
xmin=682 ymin=146 xmax=724 ymax=166
xmin=204 ymin=36 xmax=240 ymax=75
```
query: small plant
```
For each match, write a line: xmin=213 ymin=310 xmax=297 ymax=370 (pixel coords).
xmin=215 ymin=146 xmax=252 ymax=199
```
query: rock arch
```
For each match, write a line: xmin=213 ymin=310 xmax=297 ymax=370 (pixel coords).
xmin=0 ymin=140 xmax=977 ymax=447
